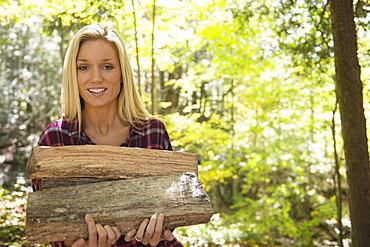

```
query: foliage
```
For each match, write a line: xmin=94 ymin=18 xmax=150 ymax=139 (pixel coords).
xmin=0 ymin=178 xmax=27 ymax=246
xmin=0 ymin=2 xmax=63 ymax=189
xmin=1 ymin=0 xmax=368 ymax=246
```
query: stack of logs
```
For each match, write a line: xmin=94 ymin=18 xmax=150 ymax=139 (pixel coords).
xmin=26 ymin=145 xmax=214 ymax=245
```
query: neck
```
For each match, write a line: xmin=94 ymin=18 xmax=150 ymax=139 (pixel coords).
xmin=82 ymin=106 xmax=125 ymax=135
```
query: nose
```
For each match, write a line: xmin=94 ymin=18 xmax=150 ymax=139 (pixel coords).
xmin=91 ymin=68 xmax=103 ymax=83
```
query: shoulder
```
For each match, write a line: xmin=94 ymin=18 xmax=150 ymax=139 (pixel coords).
xmin=145 ymin=118 xmax=167 ymax=129
xmin=37 ymin=117 xmax=79 ymax=146
xmin=137 ymin=118 xmax=169 ymax=136
xmin=130 ymin=118 xmax=173 ymax=150
xmin=42 ymin=116 xmax=78 ymax=133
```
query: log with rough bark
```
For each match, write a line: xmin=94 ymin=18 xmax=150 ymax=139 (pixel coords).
xmin=27 ymin=172 xmax=213 ymax=244
xmin=26 ymin=146 xmax=213 ymax=245
xmin=27 ymin=145 xmax=198 ymax=180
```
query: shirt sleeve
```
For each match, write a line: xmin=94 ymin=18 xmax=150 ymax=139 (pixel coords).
xmin=145 ymin=119 xmax=173 ymax=151
xmin=37 ymin=125 xmax=65 ymax=146
xmin=31 ymin=126 xmax=58 ymax=192
xmin=159 ymin=121 xmax=173 ymax=151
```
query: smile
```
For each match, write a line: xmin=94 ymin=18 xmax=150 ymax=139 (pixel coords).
xmin=87 ymin=88 xmax=107 ymax=93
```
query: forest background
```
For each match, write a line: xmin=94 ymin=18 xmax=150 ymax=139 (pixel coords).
xmin=1 ymin=0 xmax=370 ymax=246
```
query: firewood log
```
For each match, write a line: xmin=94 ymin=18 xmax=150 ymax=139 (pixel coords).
xmin=26 ymin=173 xmax=214 ymax=244
xmin=27 ymin=146 xmax=198 ymax=180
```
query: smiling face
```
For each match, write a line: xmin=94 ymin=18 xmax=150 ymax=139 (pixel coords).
xmin=76 ymin=39 xmax=122 ymax=111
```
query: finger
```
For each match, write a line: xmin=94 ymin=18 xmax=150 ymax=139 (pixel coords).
xmin=149 ymin=214 xmax=164 ymax=247
xmin=112 ymin=227 xmax=121 ymax=241
xmin=142 ymin=214 xmax=158 ymax=245
xmin=71 ymin=238 xmax=86 ymax=247
xmin=136 ymin=218 xmax=150 ymax=242
xmin=86 ymin=214 xmax=98 ymax=247
xmin=96 ymin=224 xmax=107 ymax=247
xmin=104 ymin=225 xmax=117 ymax=245
xmin=163 ymin=229 xmax=175 ymax=242
xmin=124 ymin=229 xmax=137 ymax=242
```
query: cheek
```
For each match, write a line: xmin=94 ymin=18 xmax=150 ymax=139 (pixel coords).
xmin=77 ymin=74 xmax=87 ymax=90
xmin=109 ymin=73 xmax=122 ymax=88
xmin=77 ymin=72 xmax=84 ymax=84
xmin=77 ymin=83 xmax=86 ymax=97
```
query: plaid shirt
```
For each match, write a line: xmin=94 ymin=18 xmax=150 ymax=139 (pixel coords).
xmin=37 ymin=116 xmax=173 ymax=150
xmin=32 ymin=117 xmax=182 ymax=247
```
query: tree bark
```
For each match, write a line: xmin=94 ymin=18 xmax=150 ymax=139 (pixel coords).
xmin=151 ymin=0 xmax=156 ymax=114
xmin=329 ymin=0 xmax=370 ymax=245
xmin=26 ymin=172 xmax=214 ymax=245
xmin=331 ymin=100 xmax=344 ymax=247
xmin=131 ymin=0 xmax=141 ymax=95
xmin=27 ymin=145 xmax=198 ymax=180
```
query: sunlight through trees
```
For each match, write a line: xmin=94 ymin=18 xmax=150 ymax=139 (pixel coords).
xmin=2 ymin=0 xmax=370 ymax=246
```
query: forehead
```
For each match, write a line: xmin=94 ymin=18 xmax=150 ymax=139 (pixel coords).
xmin=77 ymin=39 xmax=118 ymax=60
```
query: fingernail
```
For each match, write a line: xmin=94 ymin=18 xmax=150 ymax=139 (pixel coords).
xmin=77 ymin=239 xmax=85 ymax=247
xmin=164 ymin=230 xmax=172 ymax=239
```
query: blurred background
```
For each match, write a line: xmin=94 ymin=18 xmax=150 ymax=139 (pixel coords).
xmin=2 ymin=0 xmax=370 ymax=246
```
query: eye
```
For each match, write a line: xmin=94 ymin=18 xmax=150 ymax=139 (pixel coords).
xmin=78 ymin=65 xmax=89 ymax=70
xmin=103 ymin=65 xmax=114 ymax=70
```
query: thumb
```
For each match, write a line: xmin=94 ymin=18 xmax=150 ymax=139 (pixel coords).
xmin=71 ymin=238 xmax=86 ymax=247
xmin=163 ymin=230 xmax=175 ymax=241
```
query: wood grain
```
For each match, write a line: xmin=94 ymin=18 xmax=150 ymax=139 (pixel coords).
xmin=27 ymin=145 xmax=198 ymax=179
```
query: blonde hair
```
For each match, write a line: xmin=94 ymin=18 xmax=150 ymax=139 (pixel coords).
xmin=62 ymin=23 xmax=150 ymax=130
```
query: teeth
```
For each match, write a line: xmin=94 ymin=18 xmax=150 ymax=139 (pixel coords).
xmin=88 ymin=88 xmax=106 ymax=93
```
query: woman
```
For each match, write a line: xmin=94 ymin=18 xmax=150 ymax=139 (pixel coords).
xmin=32 ymin=23 xmax=182 ymax=247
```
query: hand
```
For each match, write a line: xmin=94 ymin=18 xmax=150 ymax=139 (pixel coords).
xmin=124 ymin=214 xmax=175 ymax=247
xmin=70 ymin=214 xmax=121 ymax=247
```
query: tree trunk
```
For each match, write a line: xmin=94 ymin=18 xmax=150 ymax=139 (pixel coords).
xmin=329 ymin=0 xmax=370 ymax=245
xmin=131 ymin=0 xmax=141 ymax=95
xmin=151 ymin=0 xmax=156 ymax=114
xmin=331 ymin=100 xmax=344 ymax=247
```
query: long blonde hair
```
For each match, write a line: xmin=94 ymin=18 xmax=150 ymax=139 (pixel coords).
xmin=62 ymin=23 xmax=150 ymax=130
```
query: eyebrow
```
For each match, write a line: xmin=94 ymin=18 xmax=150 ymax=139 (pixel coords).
xmin=76 ymin=58 xmax=114 ymax=62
